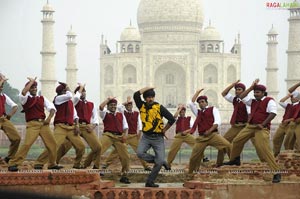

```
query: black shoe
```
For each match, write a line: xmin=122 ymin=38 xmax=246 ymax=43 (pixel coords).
xmin=119 ymin=176 xmax=131 ymax=184
xmin=144 ymin=167 xmax=152 ymax=171
xmin=203 ymin=157 xmax=209 ymax=162
xmin=272 ymin=173 xmax=281 ymax=183
xmin=34 ymin=165 xmax=43 ymax=170
xmin=48 ymin=165 xmax=63 ymax=170
xmin=145 ymin=182 xmax=159 ymax=187
xmin=4 ymin=157 xmax=10 ymax=164
xmin=223 ymin=156 xmax=241 ymax=166
xmin=8 ymin=165 xmax=18 ymax=172
xmin=163 ymin=162 xmax=171 ymax=170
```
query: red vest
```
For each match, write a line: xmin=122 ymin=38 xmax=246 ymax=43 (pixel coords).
xmin=75 ymin=100 xmax=94 ymax=124
xmin=124 ymin=111 xmax=139 ymax=134
xmin=54 ymin=98 xmax=74 ymax=125
xmin=191 ymin=107 xmax=214 ymax=135
xmin=176 ymin=116 xmax=191 ymax=133
xmin=282 ymin=104 xmax=293 ymax=122
xmin=22 ymin=96 xmax=46 ymax=122
xmin=291 ymin=103 xmax=300 ymax=119
xmin=230 ymin=97 xmax=248 ymax=124
xmin=249 ymin=97 xmax=273 ymax=129
xmin=103 ymin=112 xmax=123 ymax=133
xmin=0 ymin=94 xmax=6 ymax=117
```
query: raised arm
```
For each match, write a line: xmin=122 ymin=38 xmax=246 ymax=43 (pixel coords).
xmin=173 ymin=104 xmax=184 ymax=119
xmin=133 ymin=87 xmax=155 ymax=109
xmin=221 ymin=80 xmax=240 ymax=97
xmin=280 ymin=93 xmax=292 ymax=103
xmin=99 ymin=96 xmax=115 ymax=111
xmin=239 ymin=79 xmax=259 ymax=99
xmin=288 ymin=82 xmax=300 ymax=93
xmin=191 ymin=88 xmax=204 ymax=102
xmin=21 ymin=77 xmax=37 ymax=96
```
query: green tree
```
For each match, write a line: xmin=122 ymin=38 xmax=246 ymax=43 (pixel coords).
xmin=3 ymin=82 xmax=25 ymax=124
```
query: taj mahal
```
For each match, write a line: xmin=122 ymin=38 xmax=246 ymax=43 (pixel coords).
xmin=39 ymin=0 xmax=300 ymax=122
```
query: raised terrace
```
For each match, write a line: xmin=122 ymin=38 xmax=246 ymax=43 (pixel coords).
xmin=0 ymin=151 xmax=300 ymax=199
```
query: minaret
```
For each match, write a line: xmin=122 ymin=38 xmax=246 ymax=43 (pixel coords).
xmin=266 ymin=25 xmax=279 ymax=100
xmin=40 ymin=1 xmax=56 ymax=101
xmin=286 ymin=0 xmax=300 ymax=90
xmin=65 ymin=26 xmax=78 ymax=91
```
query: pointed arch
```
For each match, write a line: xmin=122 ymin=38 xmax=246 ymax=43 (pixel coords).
xmin=123 ymin=64 xmax=137 ymax=83
xmin=227 ymin=65 xmax=236 ymax=83
xmin=127 ymin=44 xmax=133 ymax=53
xmin=104 ymin=65 xmax=113 ymax=84
xmin=154 ymin=61 xmax=186 ymax=107
xmin=207 ymin=44 xmax=213 ymax=53
xmin=204 ymin=64 xmax=218 ymax=83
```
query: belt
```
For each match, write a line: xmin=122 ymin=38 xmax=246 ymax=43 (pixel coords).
xmin=106 ymin=131 xmax=122 ymax=135
xmin=60 ymin=122 xmax=73 ymax=126
xmin=29 ymin=118 xmax=44 ymax=122
xmin=198 ymin=130 xmax=218 ymax=136
xmin=144 ymin=132 xmax=163 ymax=137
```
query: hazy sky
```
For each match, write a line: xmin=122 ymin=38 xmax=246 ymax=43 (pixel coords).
xmin=0 ymin=0 xmax=292 ymax=103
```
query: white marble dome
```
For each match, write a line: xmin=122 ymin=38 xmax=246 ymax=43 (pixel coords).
xmin=120 ymin=25 xmax=141 ymax=41
xmin=200 ymin=25 xmax=222 ymax=41
xmin=42 ymin=3 xmax=54 ymax=12
xmin=137 ymin=0 xmax=204 ymax=33
xmin=268 ymin=26 xmax=278 ymax=35
xmin=67 ymin=28 xmax=76 ymax=36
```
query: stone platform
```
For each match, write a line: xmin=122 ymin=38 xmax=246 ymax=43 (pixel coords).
xmin=0 ymin=151 xmax=300 ymax=198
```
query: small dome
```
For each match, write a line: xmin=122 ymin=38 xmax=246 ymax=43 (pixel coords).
xmin=268 ymin=25 xmax=278 ymax=35
xmin=42 ymin=3 xmax=54 ymax=12
xmin=120 ymin=25 xmax=141 ymax=41
xmin=200 ymin=25 xmax=222 ymax=41
xmin=67 ymin=27 xmax=76 ymax=36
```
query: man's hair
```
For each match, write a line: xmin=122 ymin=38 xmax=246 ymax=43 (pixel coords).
xmin=143 ymin=89 xmax=155 ymax=99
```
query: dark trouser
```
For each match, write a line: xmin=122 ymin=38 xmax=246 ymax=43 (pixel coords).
xmin=137 ymin=133 xmax=165 ymax=184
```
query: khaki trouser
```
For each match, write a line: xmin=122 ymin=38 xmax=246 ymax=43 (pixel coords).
xmin=104 ymin=133 xmax=148 ymax=168
xmin=273 ymin=123 xmax=291 ymax=157
xmin=9 ymin=120 xmax=57 ymax=167
xmin=0 ymin=117 xmax=21 ymax=159
xmin=100 ymin=132 xmax=130 ymax=174
xmin=284 ymin=122 xmax=297 ymax=150
xmin=189 ymin=132 xmax=231 ymax=173
xmin=35 ymin=123 xmax=85 ymax=168
xmin=217 ymin=124 xmax=265 ymax=165
xmin=230 ymin=124 xmax=280 ymax=171
xmin=57 ymin=124 xmax=102 ymax=168
xmin=167 ymin=133 xmax=195 ymax=165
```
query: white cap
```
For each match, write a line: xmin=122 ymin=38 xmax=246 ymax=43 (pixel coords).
xmin=292 ymin=91 xmax=300 ymax=100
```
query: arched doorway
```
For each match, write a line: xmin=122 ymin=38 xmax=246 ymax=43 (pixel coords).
xmin=154 ymin=61 xmax=186 ymax=107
